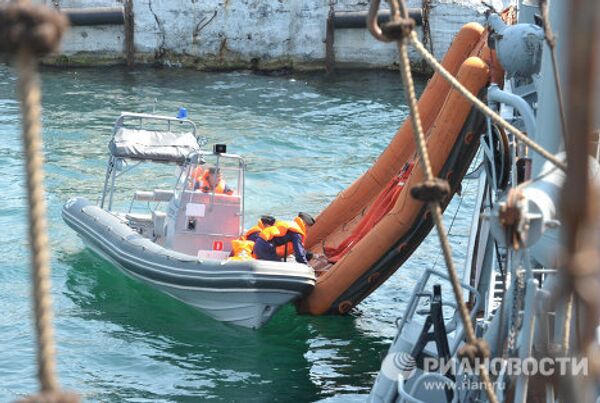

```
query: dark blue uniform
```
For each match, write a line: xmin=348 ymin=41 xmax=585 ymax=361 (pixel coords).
xmin=254 ymin=232 xmax=308 ymax=264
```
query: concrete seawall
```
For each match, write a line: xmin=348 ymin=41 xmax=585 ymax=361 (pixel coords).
xmin=39 ymin=0 xmax=508 ymax=72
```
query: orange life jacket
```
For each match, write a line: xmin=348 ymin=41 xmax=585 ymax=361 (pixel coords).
xmin=228 ymin=239 xmax=256 ymax=261
xmin=199 ymin=171 xmax=231 ymax=194
xmin=232 ymin=220 xmax=273 ymax=260
xmin=242 ymin=220 xmax=267 ymax=241
xmin=258 ymin=217 xmax=307 ymax=258
xmin=190 ymin=166 xmax=204 ymax=188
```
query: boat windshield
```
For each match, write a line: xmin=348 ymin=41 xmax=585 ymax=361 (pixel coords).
xmin=179 ymin=152 xmax=244 ymax=198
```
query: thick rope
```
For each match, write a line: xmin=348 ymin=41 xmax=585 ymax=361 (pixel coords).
xmin=399 ymin=43 xmax=498 ymax=403
xmin=0 ymin=2 xmax=72 ymax=400
xmin=408 ymin=31 xmax=567 ymax=172
xmin=397 ymin=41 xmax=432 ymax=179
xmin=16 ymin=48 xmax=59 ymax=393
xmin=383 ymin=3 xmax=498 ymax=401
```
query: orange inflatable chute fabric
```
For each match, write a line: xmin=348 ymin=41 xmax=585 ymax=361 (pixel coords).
xmin=305 ymin=22 xmax=486 ymax=249
xmin=324 ymin=162 xmax=414 ymax=263
xmin=299 ymin=56 xmax=491 ymax=315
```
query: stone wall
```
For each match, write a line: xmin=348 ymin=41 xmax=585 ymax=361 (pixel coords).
xmin=38 ymin=0 xmax=509 ymax=71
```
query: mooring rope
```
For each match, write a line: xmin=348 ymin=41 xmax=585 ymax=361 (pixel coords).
xmin=403 ymin=31 xmax=500 ymax=403
xmin=399 ymin=42 xmax=498 ymax=401
xmin=366 ymin=1 xmax=516 ymax=400
xmin=0 ymin=3 xmax=77 ymax=401
xmin=16 ymin=49 xmax=59 ymax=393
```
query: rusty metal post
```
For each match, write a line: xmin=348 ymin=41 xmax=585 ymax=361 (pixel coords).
xmin=124 ymin=0 xmax=134 ymax=67
xmin=325 ymin=4 xmax=335 ymax=75
xmin=421 ymin=0 xmax=433 ymax=54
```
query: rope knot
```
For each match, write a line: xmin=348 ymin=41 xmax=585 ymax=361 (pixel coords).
xmin=458 ymin=339 xmax=490 ymax=366
xmin=410 ymin=178 xmax=450 ymax=203
xmin=381 ymin=18 xmax=416 ymax=40
xmin=0 ymin=3 xmax=68 ymax=57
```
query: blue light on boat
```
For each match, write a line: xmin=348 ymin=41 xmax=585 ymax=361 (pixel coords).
xmin=177 ymin=107 xmax=188 ymax=119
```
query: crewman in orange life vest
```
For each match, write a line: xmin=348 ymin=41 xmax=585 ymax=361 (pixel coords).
xmin=190 ymin=165 xmax=204 ymax=189
xmin=243 ymin=215 xmax=277 ymax=242
xmin=228 ymin=215 xmax=276 ymax=261
xmin=194 ymin=167 xmax=234 ymax=195
xmin=253 ymin=212 xmax=315 ymax=264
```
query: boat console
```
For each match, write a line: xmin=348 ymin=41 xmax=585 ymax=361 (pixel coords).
xmin=165 ymin=191 xmax=242 ymax=256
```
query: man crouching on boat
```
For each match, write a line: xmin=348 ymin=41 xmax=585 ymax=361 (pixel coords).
xmin=253 ymin=212 xmax=315 ymax=264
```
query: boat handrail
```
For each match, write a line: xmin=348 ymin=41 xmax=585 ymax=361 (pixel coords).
xmin=195 ymin=150 xmax=243 ymax=161
xmin=128 ymin=189 xmax=175 ymax=213
xmin=396 ymin=268 xmax=481 ymax=357
xmin=114 ymin=111 xmax=198 ymax=137
xmin=400 ymin=268 xmax=481 ymax=330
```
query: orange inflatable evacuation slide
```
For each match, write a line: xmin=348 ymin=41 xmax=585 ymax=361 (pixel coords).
xmin=296 ymin=23 xmax=503 ymax=315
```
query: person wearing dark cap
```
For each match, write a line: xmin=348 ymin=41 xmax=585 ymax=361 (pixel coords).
xmin=253 ymin=212 xmax=315 ymax=264
xmin=242 ymin=215 xmax=276 ymax=242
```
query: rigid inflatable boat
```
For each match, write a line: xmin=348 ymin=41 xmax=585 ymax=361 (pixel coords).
xmin=298 ymin=23 xmax=503 ymax=315
xmin=63 ymin=112 xmax=315 ymax=329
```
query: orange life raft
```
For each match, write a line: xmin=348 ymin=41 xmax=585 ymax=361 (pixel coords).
xmin=297 ymin=23 xmax=502 ymax=315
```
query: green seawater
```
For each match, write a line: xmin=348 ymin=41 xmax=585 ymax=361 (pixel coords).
xmin=0 ymin=66 xmax=476 ymax=402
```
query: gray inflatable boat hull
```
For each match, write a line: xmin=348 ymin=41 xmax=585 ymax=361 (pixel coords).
xmin=62 ymin=197 xmax=316 ymax=329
